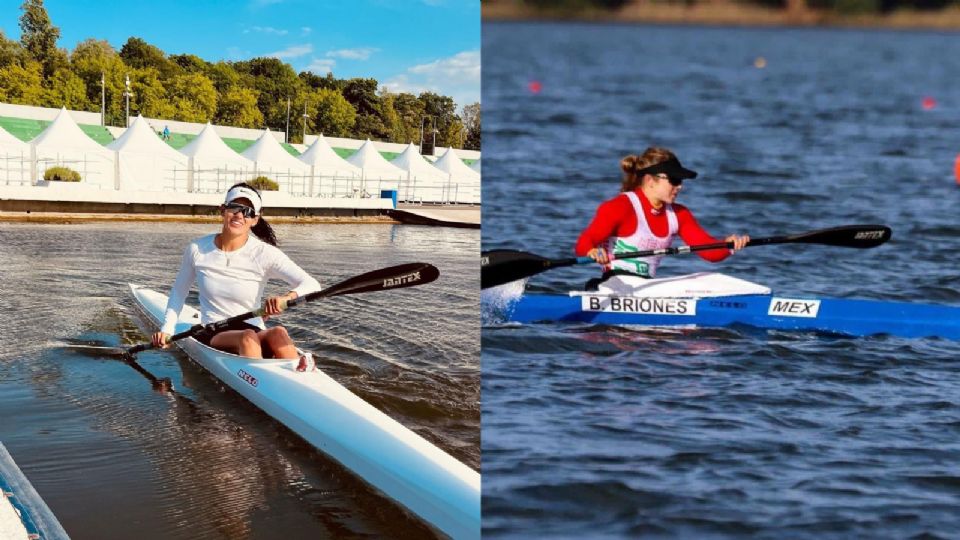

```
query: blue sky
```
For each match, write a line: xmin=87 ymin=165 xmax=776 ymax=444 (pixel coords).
xmin=0 ymin=0 xmax=480 ymax=109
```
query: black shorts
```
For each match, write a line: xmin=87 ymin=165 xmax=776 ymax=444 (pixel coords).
xmin=195 ymin=320 xmax=271 ymax=356
xmin=584 ymin=269 xmax=648 ymax=291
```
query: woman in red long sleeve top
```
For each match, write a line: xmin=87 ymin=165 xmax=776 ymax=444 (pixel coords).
xmin=576 ymin=147 xmax=749 ymax=288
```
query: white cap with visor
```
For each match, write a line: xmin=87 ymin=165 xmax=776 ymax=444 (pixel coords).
xmin=224 ymin=186 xmax=262 ymax=215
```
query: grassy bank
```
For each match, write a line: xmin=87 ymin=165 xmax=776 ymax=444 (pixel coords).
xmin=482 ymin=2 xmax=960 ymax=30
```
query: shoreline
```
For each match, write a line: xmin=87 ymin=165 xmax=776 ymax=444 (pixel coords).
xmin=0 ymin=211 xmax=402 ymax=225
xmin=482 ymin=3 xmax=960 ymax=31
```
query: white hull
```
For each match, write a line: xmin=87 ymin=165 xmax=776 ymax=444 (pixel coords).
xmin=130 ymin=285 xmax=480 ymax=539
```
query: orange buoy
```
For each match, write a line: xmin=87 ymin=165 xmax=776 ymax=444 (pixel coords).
xmin=528 ymin=80 xmax=542 ymax=94
xmin=954 ymin=153 xmax=960 ymax=185
xmin=922 ymin=96 xmax=936 ymax=110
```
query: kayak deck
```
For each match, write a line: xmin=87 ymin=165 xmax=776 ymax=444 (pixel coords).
xmin=129 ymin=284 xmax=480 ymax=539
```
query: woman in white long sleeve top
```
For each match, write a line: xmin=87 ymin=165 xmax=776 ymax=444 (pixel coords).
xmin=151 ymin=182 xmax=321 ymax=371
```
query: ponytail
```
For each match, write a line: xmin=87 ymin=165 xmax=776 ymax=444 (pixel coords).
xmin=252 ymin=216 xmax=278 ymax=246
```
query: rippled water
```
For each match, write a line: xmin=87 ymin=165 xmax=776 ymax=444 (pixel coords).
xmin=482 ymin=22 xmax=960 ymax=538
xmin=0 ymin=220 xmax=478 ymax=539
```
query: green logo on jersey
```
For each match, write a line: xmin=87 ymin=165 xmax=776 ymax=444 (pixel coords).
xmin=612 ymin=239 xmax=651 ymax=277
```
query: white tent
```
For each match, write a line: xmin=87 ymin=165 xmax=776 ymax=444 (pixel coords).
xmin=390 ymin=143 xmax=449 ymax=203
xmin=179 ymin=123 xmax=252 ymax=193
xmin=0 ymin=124 xmax=30 ymax=186
xmin=297 ymin=134 xmax=360 ymax=197
xmin=30 ymin=107 xmax=115 ymax=189
xmin=432 ymin=148 xmax=481 ymax=204
xmin=241 ymin=129 xmax=309 ymax=195
xmin=433 ymin=148 xmax=481 ymax=180
xmin=469 ymin=158 xmax=481 ymax=174
xmin=107 ymin=115 xmax=188 ymax=192
xmin=346 ymin=139 xmax=405 ymax=196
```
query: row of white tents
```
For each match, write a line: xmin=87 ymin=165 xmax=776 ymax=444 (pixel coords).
xmin=0 ymin=108 xmax=481 ymax=204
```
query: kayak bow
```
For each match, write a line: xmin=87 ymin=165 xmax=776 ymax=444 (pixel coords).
xmin=129 ymin=284 xmax=480 ymax=539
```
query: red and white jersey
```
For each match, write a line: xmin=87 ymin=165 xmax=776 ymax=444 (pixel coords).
xmin=601 ymin=191 xmax=678 ymax=277
xmin=575 ymin=188 xmax=732 ymax=277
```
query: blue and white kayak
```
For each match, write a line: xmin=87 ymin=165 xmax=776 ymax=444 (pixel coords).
xmin=130 ymin=285 xmax=480 ymax=540
xmin=0 ymin=443 xmax=70 ymax=540
xmin=504 ymin=272 xmax=960 ymax=340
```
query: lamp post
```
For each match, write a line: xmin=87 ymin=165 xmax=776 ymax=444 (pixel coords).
xmin=419 ymin=115 xmax=430 ymax=154
xmin=302 ymin=102 xmax=309 ymax=143
xmin=100 ymin=72 xmax=105 ymax=126
xmin=420 ymin=115 xmax=437 ymax=155
xmin=285 ymin=97 xmax=291 ymax=143
xmin=123 ymin=74 xmax=131 ymax=127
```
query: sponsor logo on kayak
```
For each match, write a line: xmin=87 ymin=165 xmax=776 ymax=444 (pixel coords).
xmin=708 ymin=300 xmax=748 ymax=310
xmin=237 ymin=369 xmax=258 ymax=387
xmin=855 ymin=230 xmax=886 ymax=240
xmin=481 ymin=256 xmax=489 ymax=266
xmin=582 ymin=295 xmax=696 ymax=315
xmin=383 ymin=272 xmax=420 ymax=288
xmin=768 ymin=298 xmax=821 ymax=318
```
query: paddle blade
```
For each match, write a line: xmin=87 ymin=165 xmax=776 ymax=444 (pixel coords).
xmin=482 ymin=249 xmax=556 ymax=289
xmin=786 ymin=224 xmax=892 ymax=249
xmin=308 ymin=262 xmax=440 ymax=299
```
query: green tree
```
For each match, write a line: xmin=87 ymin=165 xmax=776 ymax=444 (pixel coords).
xmin=18 ymin=0 xmax=60 ymax=78
xmin=300 ymin=71 xmax=342 ymax=92
xmin=42 ymin=67 xmax=90 ymax=109
xmin=442 ymin=117 xmax=466 ymax=150
xmin=231 ymin=57 xmax=301 ymax=130
xmin=166 ymin=72 xmax=217 ymax=122
xmin=392 ymin=92 xmax=425 ymax=145
xmin=0 ymin=30 xmax=26 ymax=68
xmin=462 ymin=102 xmax=481 ymax=151
xmin=310 ymin=87 xmax=356 ymax=138
xmin=170 ymin=53 xmax=208 ymax=74
xmin=0 ymin=60 xmax=43 ymax=104
xmin=380 ymin=92 xmax=404 ymax=143
xmin=216 ymin=86 xmax=264 ymax=128
xmin=69 ymin=39 xmax=128 ymax=125
xmin=342 ymin=78 xmax=388 ymax=139
xmin=419 ymin=91 xmax=459 ymax=150
xmin=205 ymin=61 xmax=241 ymax=93
xmin=129 ymin=67 xmax=176 ymax=119
xmin=119 ymin=37 xmax=179 ymax=79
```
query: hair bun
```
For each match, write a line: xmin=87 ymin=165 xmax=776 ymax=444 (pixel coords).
xmin=620 ymin=155 xmax=638 ymax=174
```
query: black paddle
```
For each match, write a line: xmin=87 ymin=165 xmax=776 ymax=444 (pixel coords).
xmin=72 ymin=262 xmax=439 ymax=357
xmin=481 ymin=224 xmax=891 ymax=289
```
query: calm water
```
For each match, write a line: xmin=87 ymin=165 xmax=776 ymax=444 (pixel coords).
xmin=0 ymin=220 xmax=479 ymax=539
xmin=482 ymin=22 xmax=960 ymax=538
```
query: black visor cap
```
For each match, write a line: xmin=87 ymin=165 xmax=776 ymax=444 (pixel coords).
xmin=635 ymin=157 xmax=698 ymax=180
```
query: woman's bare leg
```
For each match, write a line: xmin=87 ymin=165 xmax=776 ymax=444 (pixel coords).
xmin=258 ymin=326 xmax=298 ymax=359
xmin=209 ymin=329 xmax=263 ymax=358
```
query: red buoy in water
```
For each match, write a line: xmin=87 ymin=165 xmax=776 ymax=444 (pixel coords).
xmin=954 ymin=153 xmax=960 ymax=185
xmin=922 ymin=96 xmax=936 ymax=110
xmin=528 ymin=80 xmax=542 ymax=94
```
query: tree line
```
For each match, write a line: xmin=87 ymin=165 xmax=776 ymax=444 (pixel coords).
xmin=504 ymin=0 xmax=959 ymax=14
xmin=0 ymin=0 xmax=481 ymax=152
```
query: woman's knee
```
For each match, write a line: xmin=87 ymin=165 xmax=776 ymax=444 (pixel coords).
xmin=239 ymin=329 xmax=261 ymax=348
xmin=265 ymin=326 xmax=290 ymax=341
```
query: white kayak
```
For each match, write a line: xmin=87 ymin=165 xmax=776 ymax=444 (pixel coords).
xmin=0 ymin=443 xmax=70 ymax=540
xmin=129 ymin=284 xmax=480 ymax=539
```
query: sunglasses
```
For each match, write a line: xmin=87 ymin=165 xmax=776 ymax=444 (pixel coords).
xmin=654 ymin=173 xmax=683 ymax=187
xmin=223 ymin=203 xmax=257 ymax=218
